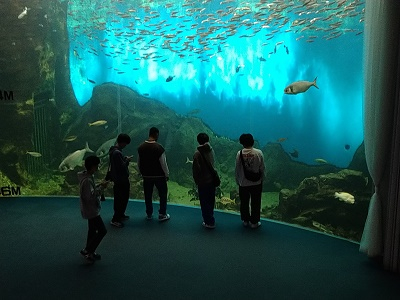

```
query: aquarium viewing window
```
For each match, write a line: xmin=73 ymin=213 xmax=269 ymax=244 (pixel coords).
xmin=68 ymin=0 xmax=364 ymax=167
xmin=0 ymin=0 xmax=369 ymax=242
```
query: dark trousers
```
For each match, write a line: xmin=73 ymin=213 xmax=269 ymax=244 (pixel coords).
xmin=239 ymin=184 xmax=262 ymax=224
xmin=112 ymin=180 xmax=130 ymax=222
xmin=86 ymin=215 xmax=107 ymax=253
xmin=143 ymin=177 xmax=168 ymax=215
xmin=198 ymin=184 xmax=216 ymax=225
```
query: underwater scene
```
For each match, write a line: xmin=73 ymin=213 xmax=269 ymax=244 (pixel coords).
xmin=0 ymin=0 xmax=369 ymax=241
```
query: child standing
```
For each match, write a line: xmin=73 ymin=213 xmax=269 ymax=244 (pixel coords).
xmin=192 ymin=133 xmax=217 ymax=229
xmin=78 ymin=155 xmax=109 ymax=263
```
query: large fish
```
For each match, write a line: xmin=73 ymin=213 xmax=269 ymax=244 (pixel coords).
xmin=284 ymin=77 xmax=319 ymax=95
xmin=334 ymin=192 xmax=355 ymax=204
xmin=96 ymin=138 xmax=116 ymax=158
xmin=59 ymin=142 xmax=94 ymax=172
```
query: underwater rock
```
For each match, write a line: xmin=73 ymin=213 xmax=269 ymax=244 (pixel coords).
xmin=277 ymin=169 xmax=371 ymax=241
xmin=262 ymin=142 xmax=341 ymax=190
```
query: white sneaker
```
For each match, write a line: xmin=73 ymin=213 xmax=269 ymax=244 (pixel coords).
xmin=250 ymin=221 xmax=261 ymax=229
xmin=158 ymin=213 xmax=170 ymax=222
xmin=202 ymin=222 xmax=216 ymax=229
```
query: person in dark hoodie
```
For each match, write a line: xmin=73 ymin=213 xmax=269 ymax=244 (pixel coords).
xmin=78 ymin=155 xmax=109 ymax=263
xmin=192 ymin=132 xmax=217 ymax=229
xmin=109 ymin=133 xmax=132 ymax=228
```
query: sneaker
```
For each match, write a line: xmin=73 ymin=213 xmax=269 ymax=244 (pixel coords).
xmin=250 ymin=221 xmax=261 ymax=229
xmin=80 ymin=249 xmax=101 ymax=261
xmin=146 ymin=214 xmax=153 ymax=220
xmin=122 ymin=215 xmax=130 ymax=221
xmin=110 ymin=220 xmax=124 ymax=228
xmin=242 ymin=221 xmax=249 ymax=227
xmin=202 ymin=222 xmax=216 ymax=229
xmin=158 ymin=213 xmax=170 ymax=222
xmin=80 ymin=250 xmax=95 ymax=263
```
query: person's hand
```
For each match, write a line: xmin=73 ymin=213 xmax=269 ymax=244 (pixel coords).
xmin=126 ymin=155 xmax=133 ymax=162
xmin=100 ymin=180 xmax=110 ymax=188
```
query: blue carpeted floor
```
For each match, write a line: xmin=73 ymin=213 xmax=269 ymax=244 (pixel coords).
xmin=0 ymin=197 xmax=398 ymax=300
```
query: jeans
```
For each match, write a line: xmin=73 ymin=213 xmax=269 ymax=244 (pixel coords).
xmin=143 ymin=177 xmax=168 ymax=215
xmin=239 ymin=184 xmax=262 ymax=224
xmin=112 ymin=179 xmax=130 ymax=222
xmin=198 ymin=184 xmax=216 ymax=225
xmin=86 ymin=215 xmax=107 ymax=253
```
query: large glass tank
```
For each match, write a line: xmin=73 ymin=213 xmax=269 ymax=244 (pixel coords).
xmin=0 ymin=0 xmax=369 ymax=241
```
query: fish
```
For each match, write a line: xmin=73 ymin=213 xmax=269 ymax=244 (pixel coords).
xmin=26 ymin=151 xmax=42 ymax=158
xmin=186 ymin=157 xmax=193 ymax=164
xmin=344 ymin=144 xmax=350 ymax=150
xmin=87 ymin=79 xmax=96 ymax=84
xmin=259 ymin=56 xmax=266 ymax=61
xmin=235 ymin=65 xmax=241 ymax=73
xmin=187 ymin=108 xmax=201 ymax=115
xmin=96 ymin=138 xmax=116 ymax=158
xmin=59 ymin=142 xmax=94 ymax=172
xmin=334 ymin=192 xmax=355 ymax=204
xmin=166 ymin=75 xmax=175 ymax=82
xmin=18 ymin=7 xmax=28 ymax=19
xmin=276 ymin=137 xmax=287 ymax=143
xmin=289 ymin=149 xmax=299 ymax=158
xmin=63 ymin=135 xmax=78 ymax=142
xmin=88 ymin=120 xmax=107 ymax=127
xmin=315 ymin=158 xmax=328 ymax=164
xmin=284 ymin=77 xmax=319 ymax=95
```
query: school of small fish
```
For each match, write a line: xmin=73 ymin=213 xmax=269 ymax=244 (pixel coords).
xmin=67 ymin=0 xmax=364 ymax=70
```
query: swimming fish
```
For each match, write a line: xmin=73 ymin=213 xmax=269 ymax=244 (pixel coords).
xmin=289 ymin=149 xmax=298 ymax=158
xmin=88 ymin=120 xmax=107 ymax=127
xmin=344 ymin=144 xmax=350 ymax=150
xmin=96 ymin=138 xmax=116 ymax=158
xmin=166 ymin=75 xmax=175 ymax=82
xmin=259 ymin=56 xmax=266 ymax=61
xmin=284 ymin=77 xmax=319 ymax=95
xmin=63 ymin=135 xmax=78 ymax=142
xmin=276 ymin=137 xmax=287 ymax=143
xmin=334 ymin=192 xmax=355 ymax=204
xmin=87 ymin=79 xmax=96 ymax=84
xmin=235 ymin=65 xmax=241 ymax=73
xmin=59 ymin=142 xmax=94 ymax=172
xmin=315 ymin=158 xmax=328 ymax=164
xmin=26 ymin=151 xmax=42 ymax=158
xmin=18 ymin=7 xmax=28 ymax=19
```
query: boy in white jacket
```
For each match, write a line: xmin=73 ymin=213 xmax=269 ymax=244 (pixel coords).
xmin=78 ymin=155 xmax=109 ymax=263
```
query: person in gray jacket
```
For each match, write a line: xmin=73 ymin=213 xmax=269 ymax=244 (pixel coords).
xmin=78 ymin=155 xmax=109 ymax=263
xmin=192 ymin=132 xmax=217 ymax=229
xmin=235 ymin=133 xmax=265 ymax=229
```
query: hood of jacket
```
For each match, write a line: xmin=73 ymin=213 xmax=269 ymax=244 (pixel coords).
xmin=197 ymin=142 xmax=212 ymax=154
xmin=77 ymin=170 xmax=91 ymax=183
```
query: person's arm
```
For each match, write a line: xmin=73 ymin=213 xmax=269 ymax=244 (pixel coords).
xmin=192 ymin=153 xmax=200 ymax=185
xmin=235 ymin=152 xmax=241 ymax=185
xmin=137 ymin=154 xmax=141 ymax=175
xmin=159 ymin=152 xmax=169 ymax=178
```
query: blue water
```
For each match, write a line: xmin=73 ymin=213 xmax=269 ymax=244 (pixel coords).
xmin=67 ymin=0 xmax=364 ymax=167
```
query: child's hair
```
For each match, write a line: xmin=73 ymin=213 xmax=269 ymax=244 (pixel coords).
xmin=149 ymin=127 xmax=159 ymax=138
xmin=239 ymin=133 xmax=254 ymax=147
xmin=85 ymin=155 xmax=100 ymax=170
xmin=197 ymin=132 xmax=209 ymax=145
xmin=117 ymin=133 xmax=131 ymax=144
